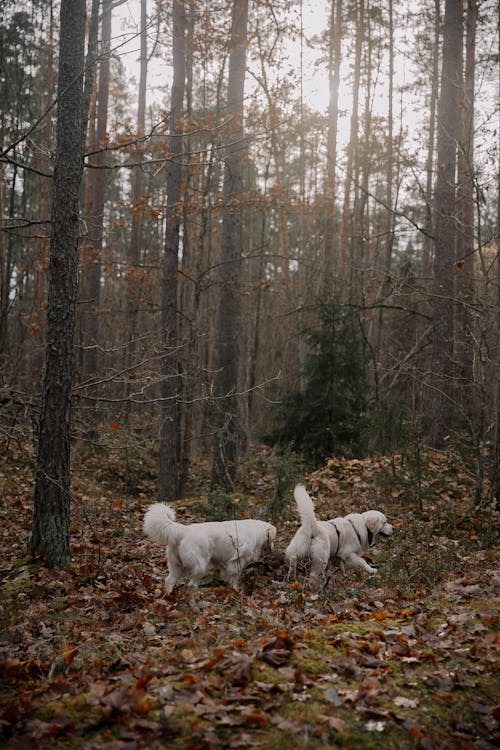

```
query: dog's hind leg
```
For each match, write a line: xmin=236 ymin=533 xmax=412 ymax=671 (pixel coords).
xmin=286 ymin=554 xmax=298 ymax=580
xmin=309 ymin=538 xmax=329 ymax=587
xmin=187 ymin=563 xmax=208 ymax=589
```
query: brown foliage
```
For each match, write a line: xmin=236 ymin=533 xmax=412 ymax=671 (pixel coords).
xmin=0 ymin=441 xmax=498 ymax=748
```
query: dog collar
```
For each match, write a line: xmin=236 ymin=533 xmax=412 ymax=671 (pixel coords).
xmin=348 ymin=518 xmax=363 ymax=546
xmin=328 ymin=520 xmax=341 ymax=555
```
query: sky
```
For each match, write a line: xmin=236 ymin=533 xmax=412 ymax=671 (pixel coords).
xmin=108 ymin=0 xmax=498 ymax=201
xmin=111 ymin=0 xmax=335 ymax=112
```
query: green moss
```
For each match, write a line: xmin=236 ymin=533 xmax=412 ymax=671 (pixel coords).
xmin=33 ymin=695 xmax=99 ymax=724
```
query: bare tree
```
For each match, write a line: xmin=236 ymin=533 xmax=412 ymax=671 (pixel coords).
xmin=159 ymin=0 xmax=186 ymax=501
xmin=30 ymin=0 xmax=87 ymax=568
xmin=125 ymin=0 xmax=148 ymax=390
xmin=428 ymin=0 xmax=463 ymax=447
xmin=211 ymin=0 xmax=249 ymax=491
xmin=493 ymin=0 xmax=500 ymax=508
xmin=422 ymin=0 xmax=441 ymax=281
xmin=80 ymin=0 xmax=112 ymax=394
xmin=324 ymin=0 xmax=342 ymax=290
xmin=338 ymin=0 xmax=364 ymax=286
xmin=456 ymin=0 xmax=478 ymax=391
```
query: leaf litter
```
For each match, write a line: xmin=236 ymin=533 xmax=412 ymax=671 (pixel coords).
xmin=0 ymin=442 xmax=498 ymax=749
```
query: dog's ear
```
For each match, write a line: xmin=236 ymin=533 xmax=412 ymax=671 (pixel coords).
xmin=364 ymin=511 xmax=386 ymax=535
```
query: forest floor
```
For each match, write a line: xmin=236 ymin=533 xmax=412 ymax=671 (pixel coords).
xmin=0 ymin=434 xmax=499 ymax=750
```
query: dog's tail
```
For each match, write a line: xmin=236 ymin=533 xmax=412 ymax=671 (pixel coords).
xmin=293 ymin=484 xmax=320 ymax=537
xmin=143 ymin=503 xmax=181 ymax=546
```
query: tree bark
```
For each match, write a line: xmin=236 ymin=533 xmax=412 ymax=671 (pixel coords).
xmin=80 ymin=0 xmax=111 ymax=393
xmin=456 ymin=0 xmax=477 ymax=391
xmin=493 ymin=0 xmax=500 ymax=508
xmin=384 ymin=0 xmax=394 ymax=277
xmin=338 ymin=0 xmax=363 ymax=288
xmin=125 ymin=0 xmax=148 ymax=396
xmin=428 ymin=0 xmax=463 ymax=447
xmin=211 ymin=0 xmax=249 ymax=491
xmin=159 ymin=0 xmax=185 ymax=501
xmin=323 ymin=0 xmax=342 ymax=291
xmin=30 ymin=0 xmax=86 ymax=568
xmin=422 ymin=1 xmax=440 ymax=281
xmin=81 ymin=0 xmax=100 ymax=150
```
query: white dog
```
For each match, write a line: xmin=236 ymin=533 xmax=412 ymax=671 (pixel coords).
xmin=285 ymin=484 xmax=393 ymax=583
xmin=144 ymin=503 xmax=277 ymax=593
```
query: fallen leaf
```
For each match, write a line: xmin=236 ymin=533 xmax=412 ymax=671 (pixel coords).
xmin=324 ymin=687 xmax=342 ymax=706
xmin=394 ymin=696 xmax=419 ymax=708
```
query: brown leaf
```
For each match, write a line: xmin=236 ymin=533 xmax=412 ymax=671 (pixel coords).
xmin=317 ymin=715 xmax=346 ymax=732
xmin=217 ymin=652 xmax=254 ymax=687
xmin=262 ymin=632 xmax=294 ymax=667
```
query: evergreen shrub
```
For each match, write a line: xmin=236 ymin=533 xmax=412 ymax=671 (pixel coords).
xmin=266 ymin=304 xmax=370 ymax=466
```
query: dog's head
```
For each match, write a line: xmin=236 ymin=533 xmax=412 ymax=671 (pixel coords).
xmin=362 ymin=511 xmax=393 ymax=544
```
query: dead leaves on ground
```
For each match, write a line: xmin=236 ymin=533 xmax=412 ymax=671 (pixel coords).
xmin=0 ymin=444 xmax=499 ymax=749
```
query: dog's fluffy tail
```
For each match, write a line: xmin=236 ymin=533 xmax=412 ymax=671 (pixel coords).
xmin=143 ymin=503 xmax=181 ymax=546
xmin=293 ymin=484 xmax=320 ymax=537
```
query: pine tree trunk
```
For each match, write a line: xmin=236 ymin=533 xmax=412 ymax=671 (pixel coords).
xmin=429 ymin=0 xmax=463 ymax=447
xmin=323 ymin=0 xmax=342 ymax=291
xmin=0 ymin=159 xmax=7 ymax=355
xmin=338 ymin=0 xmax=363 ymax=287
xmin=456 ymin=0 xmax=477 ymax=392
xmin=81 ymin=0 xmax=99 ymax=149
xmin=30 ymin=0 xmax=86 ymax=568
xmin=125 ymin=0 xmax=148 ymax=395
xmin=384 ymin=0 xmax=394 ymax=277
xmin=422 ymin=1 xmax=440 ymax=281
xmin=255 ymin=34 xmax=289 ymax=285
xmin=493 ymin=0 xmax=500 ymax=508
xmin=159 ymin=0 xmax=185 ymax=501
xmin=211 ymin=0 xmax=249 ymax=491
xmin=80 ymin=0 xmax=111 ymax=394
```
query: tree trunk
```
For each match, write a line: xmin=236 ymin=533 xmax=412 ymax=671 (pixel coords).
xmin=81 ymin=0 xmax=100 ymax=149
xmin=456 ymin=0 xmax=477 ymax=392
xmin=125 ymin=0 xmax=148 ymax=399
xmin=384 ymin=0 xmax=394 ymax=277
xmin=493 ymin=0 xmax=500 ymax=508
xmin=211 ymin=0 xmax=249 ymax=491
xmin=428 ymin=0 xmax=463 ymax=447
xmin=30 ymin=0 xmax=86 ymax=568
xmin=254 ymin=34 xmax=289 ymax=286
xmin=353 ymin=1 xmax=372 ymax=304
xmin=80 ymin=0 xmax=111 ymax=394
xmin=338 ymin=0 xmax=363 ymax=288
xmin=323 ymin=0 xmax=342 ymax=291
xmin=0 ymin=159 xmax=7 ymax=355
xmin=422 ymin=1 xmax=441 ymax=281
xmin=159 ymin=0 xmax=185 ymax=501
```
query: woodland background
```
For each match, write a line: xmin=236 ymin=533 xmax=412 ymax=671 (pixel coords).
xmin=1 ymin=0 xmax=499 ymax=516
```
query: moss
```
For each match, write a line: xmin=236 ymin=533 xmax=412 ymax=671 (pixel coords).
xmin=33 ymin=695 xmax=100 ymax=724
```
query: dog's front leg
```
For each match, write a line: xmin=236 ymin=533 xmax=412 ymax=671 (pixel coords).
xmin=224 ymin=560 xmax=243 ymax=590
xmin=164 ymin=557 xmax=184 ymax=593
xmin=165 ymin=572 xmax=180 ymax=593
xmin=343 ymin=553 xmax=377 ymax=575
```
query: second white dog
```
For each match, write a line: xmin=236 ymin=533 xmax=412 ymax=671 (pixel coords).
xmin=285 ymin=484 xmax=393 ymax=583
xmin=144 ymin=503 xmax=277 ymax=593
